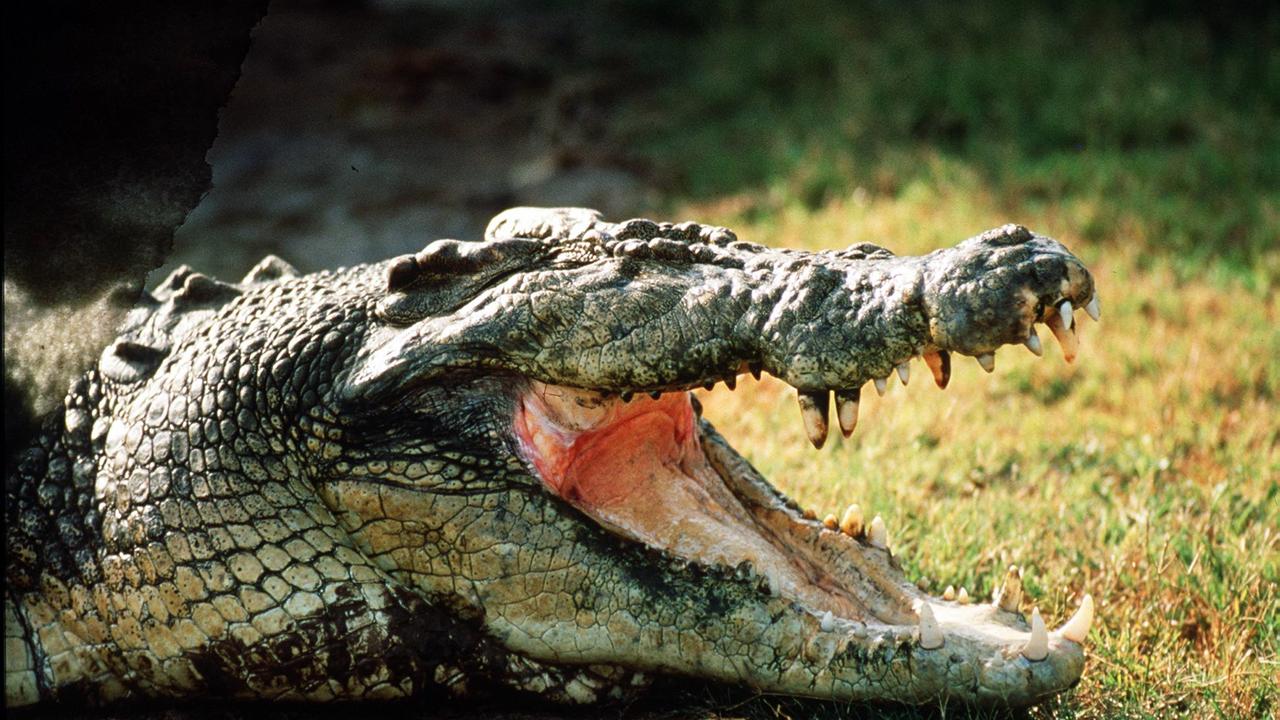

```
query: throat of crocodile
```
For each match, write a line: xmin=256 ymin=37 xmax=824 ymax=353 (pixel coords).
xmin=513 ymin=381 xmax=871 ymax=620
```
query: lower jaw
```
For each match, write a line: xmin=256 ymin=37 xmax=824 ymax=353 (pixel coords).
xmin=508 ymin=383 xmax=1089 ymax=706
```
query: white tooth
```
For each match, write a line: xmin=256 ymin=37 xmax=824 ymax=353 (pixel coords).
xmin=957 ymin=586 xmax=970 ymax=605
xmin=896 ymin=362 xmax=910 ymax=385
xmin=820 ymin=610 xmax=835 ymax=633
xmin=874 ymin=377 xmax=888 ymax=396
xmin=1025 ymin=329 xmax=1043 ymax=356
xmin=996 ymin=565 xmax=1023 ymax=612
xmin=1059 ymin=300 xmax=1074 ymax=330
xmin=1085 ymin=297 xmax=1101 ymax=321
xmin=822 ymin=513 xmax=839 ymax=530
xmin=942 ymin=585 xmax=956 ymax=601
xmin=799 ymin=397 xmax=829 ymax=449
xmin=917 ymin=602 xmax=944 ymax=650
xmin=836 ymin=393 xmax=859 ymax=437
xmin=1045 ymin=311 xmax=1078 ymax=363
xmin=922 ymin=350 xmax=950 ymax=388
xmin=868 ymin=515 xmax=889 ymax=549
xmin=976 ymin=353 xmax=995 ymax=373
xmin=1058 ymin=593 xmax=1095 ymax=643
xmin=839 ymin=503 xmax=864 ymax=537
xmin=1022 ymin=607 xmax=1048 ymax=661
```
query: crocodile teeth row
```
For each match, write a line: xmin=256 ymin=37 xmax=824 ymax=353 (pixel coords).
xmin=717 ymin=293 xmax=1095 ymax=447
xmin=804 ymin=509 xmax=1095 ymax=655
xmin=815 ymin=501 xmax=888 ymax=552
xmin=1005 ymin=591 xmax=1096 ymax=660
xmin=795 ymin=386 xmax=861 ymax=447
xmin=915 ymin=593 xmax=1090 ymax=656
xmin=966 ymin=293 xmax=1096 ymax=369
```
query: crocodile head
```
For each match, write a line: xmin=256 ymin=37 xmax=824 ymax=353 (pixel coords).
xmin=5 ymin=207 xmax=1098 ymax=708
xmin=332 ymin=208 xmax=1099 ymax=705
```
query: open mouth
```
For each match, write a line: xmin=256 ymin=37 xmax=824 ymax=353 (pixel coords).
xmin=511 ymin=298 xmax=1098 ymax=695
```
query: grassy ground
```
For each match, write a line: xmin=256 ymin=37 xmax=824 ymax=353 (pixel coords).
xmin=613 ymin=2 xmax=1279 ymax=718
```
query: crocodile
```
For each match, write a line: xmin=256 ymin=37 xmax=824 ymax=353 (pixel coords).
xmin=5 ymin=206 xmax=1099 ymax=710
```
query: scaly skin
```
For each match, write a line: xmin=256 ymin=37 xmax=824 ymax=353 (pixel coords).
xmin=5 ymin=208 xmax=1097 ymax=708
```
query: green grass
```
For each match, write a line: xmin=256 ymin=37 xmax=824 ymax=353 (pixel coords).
xmin=610 ymin=2 xmax=1279 ymax=717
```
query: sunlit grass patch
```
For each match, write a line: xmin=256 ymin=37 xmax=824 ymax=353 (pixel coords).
xmin=676 ymin=193 xmax=1277 ymax=718
xmin=609 ymin=2 xmax=1277 ymax=715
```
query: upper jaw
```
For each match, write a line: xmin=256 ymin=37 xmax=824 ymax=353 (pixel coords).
xmin=921 ymin=226 xmax=1097 ymax=359
xmin=342 ymin=224 xmax=1095 ymax=412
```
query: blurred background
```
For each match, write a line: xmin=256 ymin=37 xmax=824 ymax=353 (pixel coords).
xmin=10 ymin=0 xmax=1280 ymax=717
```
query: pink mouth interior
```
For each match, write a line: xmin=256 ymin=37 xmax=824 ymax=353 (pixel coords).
xmin=513 ymin=382 xmax=862 ymax=616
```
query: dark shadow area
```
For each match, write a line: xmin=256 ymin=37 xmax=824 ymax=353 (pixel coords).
xmin=3 ymin=0 xmax=268 ymax=459
xmin=163 ymin=0 xmax=658 ymax=282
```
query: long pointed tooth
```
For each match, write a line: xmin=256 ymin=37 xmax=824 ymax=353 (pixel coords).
xmin=917 ymin=602 xmax=944 ymax=650
xmin=942 ymin=585 xmax=956 ymax=601
xmin=868 ymin=515 xmax=889 ymax=549
xmin=976 ymin=352 xmax=995 ymax=373
xmin=820 ymin=610 xmax=835 ymax=633
xmin=1059 ymin=300 xmax=1074 ymax=330
xmin=873 ymin=377 xmax=888 ymax=396
xmin=1025 ymin=328 xmax=1043 ymax=356
xmin=1058 ymin=593 xmax=1095 ymax=643
xmin=1085 ymin=297 xmax=1101 ymax=321
xmin=797 ymin=391 xmax=830 ymax=449
xmin=723 ymin=374 xmax=737 ymax=390
xmin=839 ymin=503 xmax=864 ymax=537
xmin=1022 ymin=607 xmax=1049 ymax=661
xmin=835 ymin=389 xmax=860 ymax=437
xmin=923 ymin=350 xmax=951 ymax=388
xmin=1045 ymin=311 xmax=1078 ymax=363
xmin=896 ymin=362 xmax=910 ymax=385
xmin=957 ymin=586 xmax=970 ymax=605
xmin=996 ymin=565 xmax=1024 ymax=612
